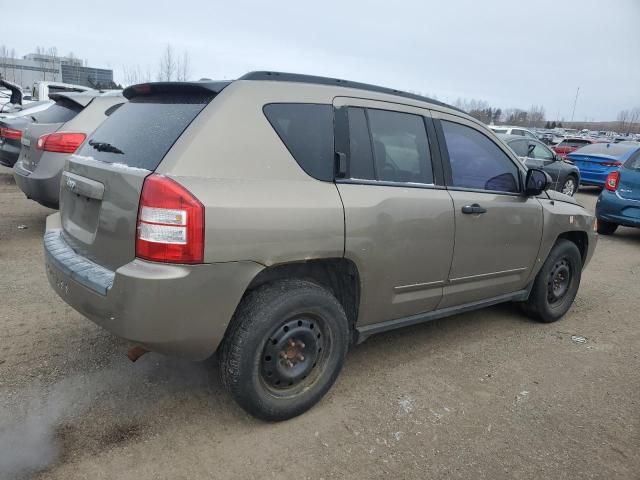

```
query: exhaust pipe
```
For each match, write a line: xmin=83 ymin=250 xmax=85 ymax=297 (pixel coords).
xmin=127 ymin=345 xmax=149 ymax=362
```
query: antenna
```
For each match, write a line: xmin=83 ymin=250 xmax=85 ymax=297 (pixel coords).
xmin=570 ymin=87 xmax=580 ymax=123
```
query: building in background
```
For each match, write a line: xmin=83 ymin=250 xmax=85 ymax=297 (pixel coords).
xmin=0 ymin=52 xmax=114 ymax=91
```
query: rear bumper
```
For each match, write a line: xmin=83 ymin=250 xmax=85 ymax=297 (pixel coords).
xmin=13 ymin=156 xmax=64 ymax=209
xmin=596 ymin=190 xmax=640 ymax=228
xmin=44 ymin=213 xmax=264 ymax=360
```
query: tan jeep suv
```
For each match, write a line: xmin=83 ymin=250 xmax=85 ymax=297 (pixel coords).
xmin=44 ymin=72 xmax=597 ymax=420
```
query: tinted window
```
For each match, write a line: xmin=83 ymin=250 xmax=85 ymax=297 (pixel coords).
xmin=623 ymin=152 xmax=640 ymax=170
xmin=78 ymin=93 xmax=212 ymax=170
xmin=572 ymin=143 xmax=639 ymax=157
xmin=511 ymin=129 xmax=525 ymax=136
xmin=492 ymin=128 xmax=508 ymax=134
xmin=32 ymin=98 xmax=83 ymax=124
xmin=347 ymin=107 xmax=375 ymax=180
xmin=530 ymin=142 xmax=554 ymax=160
xmin=264 ymin=103 xmax=334 ymax=181
xmin=367 ymin=109 xmax=433 ymax=184
xmin=508 ymin=139 xmax=528 ymax=157
xmin=442 ymin=120 xmax=520 ymax=193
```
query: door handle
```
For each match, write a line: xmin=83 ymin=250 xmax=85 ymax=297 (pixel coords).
xmin=461 ymin=203 xmax=487 ymax=214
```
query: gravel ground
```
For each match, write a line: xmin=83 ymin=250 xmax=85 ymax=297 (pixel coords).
xmin=0 ymin=165 xmax=638 ymax=480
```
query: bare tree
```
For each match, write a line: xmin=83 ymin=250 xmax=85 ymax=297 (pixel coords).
xmin=617 ymin=109 xmax=631 ymax=133
xmin=176 ymin=50 xmax=190 ymax=81
xmin=9 ymin=48 xmax=16 ymax=82
xmin=158 ymin=44 xmax=176 ymax=81
xmin=0 ymin=45 xmax=8 ymax=80
xmin=35 ymin=46 xmax=48 ymax=80
xmin=528 ymin=105 xmax=546 ymax=128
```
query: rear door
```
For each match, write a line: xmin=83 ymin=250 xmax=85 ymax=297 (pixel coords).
xmin=433 ymin=113 xmax=543 ymax=308
xmin=334 ymin=97 xmax=454 ymax=326
xmin=60 ymin=86 xmax=219 ymax=271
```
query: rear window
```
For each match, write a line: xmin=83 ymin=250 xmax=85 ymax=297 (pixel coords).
xmin=77 ymin=93 xmax=212 ymax=170
xmin=263 ymin=103 xmax=334 ymax=181
xmin=32 ymin=98 xmax=83 ymax=124
xmin=572 ymin=143 xmax=639 ymax=157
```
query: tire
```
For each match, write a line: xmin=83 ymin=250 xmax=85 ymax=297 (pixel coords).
xmin=218 ymin=279 xmax=349 ymax=421
xmin=522 ymin=239 xmax=582 ymax=323
xmin=560 ymin=175 xmax=578 ymax=196
xmin=596 ymin=219 xmax=618 ymax=235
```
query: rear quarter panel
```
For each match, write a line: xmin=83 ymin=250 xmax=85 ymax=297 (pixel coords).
xmin=157 ymin=81 xmax=345 ymax=265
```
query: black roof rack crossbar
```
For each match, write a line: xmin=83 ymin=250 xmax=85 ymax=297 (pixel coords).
xmin=239 ymin=71 xmax=464 ymax=114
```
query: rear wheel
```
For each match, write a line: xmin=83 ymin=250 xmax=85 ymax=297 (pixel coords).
xmin=561 ymin=175 xmax=578 ymax=196
xmin=522 ymin=239 xmax=582 ymax=323
xmin=596 ymin=219 xmax=618 ymax=235
xmin=219 ymin=279 xmax=349 ymax=421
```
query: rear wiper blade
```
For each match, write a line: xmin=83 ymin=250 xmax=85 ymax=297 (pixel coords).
xmin=30 ymin=115 xmax=38 ymax=123
xmin=88 ymin=140 xmax=124 ymax=155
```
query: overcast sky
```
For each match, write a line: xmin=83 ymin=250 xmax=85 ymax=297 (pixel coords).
xmin=4 ymin=0 xmax=639 ymax=121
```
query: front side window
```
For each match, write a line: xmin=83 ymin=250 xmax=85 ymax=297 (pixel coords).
xmin=367 ymin=109 xmax=433 ymax=184
xmin=442 ymin=120 xmax=520 ymax=193
xmin=508 ymin=139 xmax=529 ymax=157
xmin=264 ymin=103 xmax=334 ymax=181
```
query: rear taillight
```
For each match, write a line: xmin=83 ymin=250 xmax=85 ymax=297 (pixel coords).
xmin=136 ymin=174 xmax=204 ymax=264
xmin=0 ymin=127 xmax=23 ymax=140
xmin=602 ymin=160 xmax=622 ymax=167
xmin=36 ymin=132 xmax=86 ymax=153
xmin=604 ymin=171 xmax=620 ymax=191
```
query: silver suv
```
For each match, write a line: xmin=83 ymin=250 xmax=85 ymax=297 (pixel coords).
xmin=44 ymin=72 xmax=597 ymax=420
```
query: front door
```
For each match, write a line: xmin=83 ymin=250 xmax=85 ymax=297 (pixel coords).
xmin=434 ymin=113 xmax=543 ymax=308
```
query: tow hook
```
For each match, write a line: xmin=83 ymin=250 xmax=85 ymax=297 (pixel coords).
xmin=127 ymin=345 xmax=149 ymax=362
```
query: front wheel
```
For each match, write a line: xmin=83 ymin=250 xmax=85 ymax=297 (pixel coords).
xmin=522 ymin=239 xmax=582 ymax=323
xmin=219 ymin=279 xmax=349 ymax=421
xmin=596 ymin=219 xmax=618 ymax=235
xmin=561 ymin=175 xmax=578 ymax=196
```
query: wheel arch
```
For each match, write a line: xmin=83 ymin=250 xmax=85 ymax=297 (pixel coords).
xmin=557 ymin=230 xmax=588 ymax=264
xmin=240 ymin=258 xmax=361 ymax=341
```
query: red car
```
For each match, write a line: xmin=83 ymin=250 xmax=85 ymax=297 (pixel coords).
xmin=553 ymin=138 xmax=596 ymax=159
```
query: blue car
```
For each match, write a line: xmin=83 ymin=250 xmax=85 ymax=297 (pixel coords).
xmin=595 ymin=147 xmax=640 ymax=235
xmin=568 ymin=142 xmax=640 ymax=187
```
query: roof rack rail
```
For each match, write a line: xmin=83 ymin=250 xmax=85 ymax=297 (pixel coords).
xmin=239 ymin=71 xmax=464 ymax=114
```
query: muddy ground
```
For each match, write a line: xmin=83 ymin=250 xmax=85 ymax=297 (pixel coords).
xmin=0 ymin=165 xmax=638 ymax=479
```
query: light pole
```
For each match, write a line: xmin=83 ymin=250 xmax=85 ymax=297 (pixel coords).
xmin=570 ymin=87 xmax=580 ymax=123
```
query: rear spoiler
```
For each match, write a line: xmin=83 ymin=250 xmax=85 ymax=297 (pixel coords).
xmin=0 ymin=79 xmax=23 ymax=105
xmin=49 ymin=91 xmax=100 ymax=108
xmin=123 ymin=81 xmax=231 ymax=100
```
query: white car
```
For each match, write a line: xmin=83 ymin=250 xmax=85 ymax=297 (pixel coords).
xmin=489 ymin=125 xmax=538 ymax=139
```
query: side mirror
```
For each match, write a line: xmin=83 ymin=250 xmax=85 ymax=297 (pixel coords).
xmin=524 ymin=168 xmax=551 ymax=196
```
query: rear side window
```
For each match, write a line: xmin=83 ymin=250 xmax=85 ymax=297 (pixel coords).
xmin=32 ymin=98 xmax=83 ymax=124
xmin=367 ymin=109 xmax=433 ymax=184
xmin=511 ymin=129 xmax=525 ymax=136
xmin=624 ymin=152 xmax=640 ymax=170
xmin=347 ymin=107 xmax=375 ymax=180
xmin=263 ymin=103 xmax=334 ymax=181
xmin=442 ymin=120 xmax=520 ymax=193
xmin=78 ymin=93 xmax=212 ymax=170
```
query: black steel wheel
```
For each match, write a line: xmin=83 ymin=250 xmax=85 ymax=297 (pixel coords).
xmin=219 ymin=279 xmax=349 ymax=421
xmin=261 ymin=316 xmax=327 ymax=393
xmin=521 ymin=239 xmax=582 ymax=323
